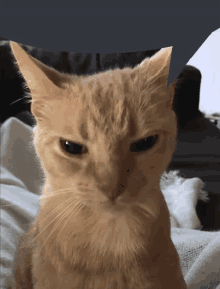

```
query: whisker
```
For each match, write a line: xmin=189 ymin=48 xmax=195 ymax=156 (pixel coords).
xmin=37 ymin=200 xmax=78 ymax=252
xmin=32 ymin=196 xmax=86 ymax=244
xmin=31 ymin=198 xmax=74 ymax=243
xmin=40 ymin=191 xmax=91 ymax=201
xmin=40 ymin=187 xmax=77 ymax=196
xmin=58 ymin=201 xmax=85 ymax=238
xmin=40 ymin=191 xmax=73 ymax=200
xmin=0 ymin=188 xmax=76 ymax=208
xmin=9 ymin=96 xmax=28 ymax=106
xmin=39 ymin=187 xmax=92 ymax=200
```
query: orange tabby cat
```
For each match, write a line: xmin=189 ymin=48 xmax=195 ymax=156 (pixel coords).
xmin=9 ymin=42 xmax=187 ymax=289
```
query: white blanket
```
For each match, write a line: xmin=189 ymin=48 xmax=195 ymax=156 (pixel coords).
xmin=1 ymin=117 xmax=220 ymax=289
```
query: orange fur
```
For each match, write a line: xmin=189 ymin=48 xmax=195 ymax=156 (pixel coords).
xmin=9 ymin=42 xmax=187 ymax=289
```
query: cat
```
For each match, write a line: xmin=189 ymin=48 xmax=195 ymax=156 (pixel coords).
xmin=9 ymin=41 xmax=187 ymax=289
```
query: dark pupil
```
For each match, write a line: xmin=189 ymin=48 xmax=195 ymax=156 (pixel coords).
xmin=61 ymin=135 xmax=158 ymax=155
xmin=130 ymin=135 xmax=158 ymax=153
xmin=62 ymin=140 xmax=84 ymax=155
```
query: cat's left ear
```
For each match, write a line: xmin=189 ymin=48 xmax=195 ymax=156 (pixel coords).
xmin=135 ymin=47 xmax=177 ymax=91
xmin=138 ymin=47 xmax=173 ymax=80
xmin=132 ymin=46 xmax=177 ymax=106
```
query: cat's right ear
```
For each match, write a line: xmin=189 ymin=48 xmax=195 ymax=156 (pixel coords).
xmin=10 ymin=41 xmax=66 ymax=118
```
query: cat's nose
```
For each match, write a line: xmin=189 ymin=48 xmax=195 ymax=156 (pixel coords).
xmin=98 ymin=183 xmax=125 ymax=202
xmin=95 ymin=158 xmax=127 ymax=201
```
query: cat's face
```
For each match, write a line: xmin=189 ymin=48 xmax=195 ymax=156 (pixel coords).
xmin=32 ymin=66 xmax=176 ymax=206
xmin=11 ymin=42 xmax=177 ymax=266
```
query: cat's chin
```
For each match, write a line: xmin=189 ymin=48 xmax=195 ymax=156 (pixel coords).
xmin=99 ymin=198 xmax=128 ymax=215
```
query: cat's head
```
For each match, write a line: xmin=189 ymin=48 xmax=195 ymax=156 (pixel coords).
xmin=11 ymin=42 xmax=177 ymax=212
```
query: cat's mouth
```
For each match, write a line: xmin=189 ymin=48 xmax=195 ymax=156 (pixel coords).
xmin=100 ymin=197 xmax=127 ymax=213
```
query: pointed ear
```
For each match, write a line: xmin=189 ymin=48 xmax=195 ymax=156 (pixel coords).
xmin=132 ymin=46 xmax=177 ymax=109
xmin=138 ymin=46 xmax=174 ymax=87
xmin=10 ymin=41 xmax=66 ymax=119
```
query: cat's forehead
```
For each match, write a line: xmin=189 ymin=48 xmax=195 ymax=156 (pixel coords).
xmin=55 ymin=74 xmax=136 ymax=143
xmin=64 ymin=96 xmax=135 ymax=143
xmin=55 ymin=67 xmax=174 ymax=143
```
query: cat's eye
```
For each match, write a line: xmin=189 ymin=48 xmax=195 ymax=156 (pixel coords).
xmin=130 ymin=135 xmax=159 ymax=153
xmin=60 ymin=139 xmax=87 ymax=155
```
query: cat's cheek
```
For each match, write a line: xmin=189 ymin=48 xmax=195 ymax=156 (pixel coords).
xmin=135 ymin=155 xmax=161 ymax=182
xmin=39 ymin=146 xmax=78 ymax=179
